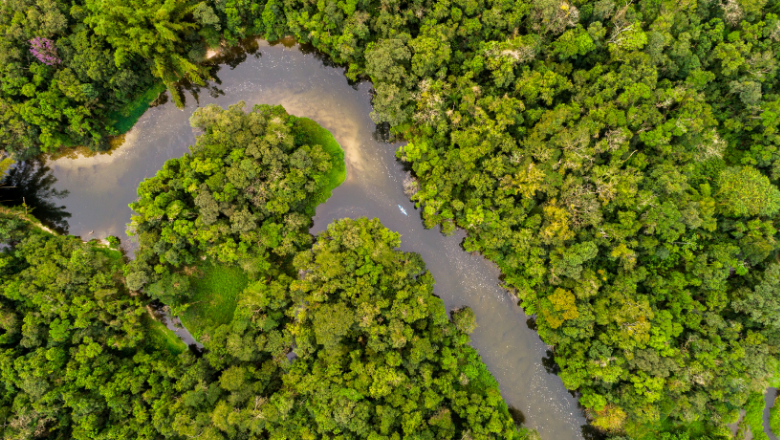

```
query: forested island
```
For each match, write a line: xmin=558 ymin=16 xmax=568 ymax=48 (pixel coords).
xmin=3 ymin=0 xmax=780 ymax=439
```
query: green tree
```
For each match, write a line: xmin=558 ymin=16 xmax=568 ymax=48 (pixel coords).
xmin=82 ymin=0 xmax=213 ymax=107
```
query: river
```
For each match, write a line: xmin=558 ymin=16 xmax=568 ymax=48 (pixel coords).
xmin=766 ymin=388 xmax=779 ymax=440
xmin=7 ymin=39 xmax=589 ymax=439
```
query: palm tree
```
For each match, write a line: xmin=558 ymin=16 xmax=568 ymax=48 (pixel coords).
xmin=84 ymin=0 xmax=210 ymax=107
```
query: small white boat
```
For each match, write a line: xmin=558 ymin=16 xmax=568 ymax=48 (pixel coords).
xmin=398 ymin=205 xmax=408 ymax=216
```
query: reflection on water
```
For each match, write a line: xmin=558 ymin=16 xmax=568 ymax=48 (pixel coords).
xmin=44 ymin=135 xmax=127 ymax=162
xmin=1 ymin=160 xmax=71 ymax=234
xmin=581 ymin=424 xmax=608 ymax=440
xmin=34 ymin=39 xmax=587 ymax=439
xmin=541 ymin=350 xmax=561 ymax=376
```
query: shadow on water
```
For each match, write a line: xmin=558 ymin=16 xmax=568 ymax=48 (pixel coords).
xmin=207 ymin=38 xmax=262 ymax=69
xmin=297 ymin=40 xmax=363 ymax=90
xmin=508 ymin=406 xmax=526 ymax=427
xmin=148 ymin=301 xmax=204 ymax=354
xmin=542 ymin=350 xmax=561 ymax=375
xmin=151 ymin=90 xmax=170 ymax=108
xmin=179 ymin=81 xmax=227 ymax=108
xmin=373 ymin=121 xmax=399 ymax=144
xmin=581 ymin=425 xmax=607 ymax=440
xmin=176 ymin=38 xmax=267 ymax=108
xmin=1 ymin=160 xmax=71 ymax=234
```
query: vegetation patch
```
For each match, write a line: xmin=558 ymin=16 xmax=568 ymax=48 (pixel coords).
xmin=0 ymin=205 xmax=58 ymax=237
xmin=143 ymin=314 xmax=188 ymax=355
xmin=743 ymin=392 xmax=770 ymax=440
xmin=179 ymin=263 xmax=249 ymax=342
xmin=109 ymin=82 xmax=167 ymax=135
xmin=0 ymin=210 xmax=528 ymax=439
xmin=292 ymin=116 xmax=347 ymax=214
xmin=124 ymin=101 xmax=347 ymax=351
xmin=626 ymin=420 xmax=712 ymax=440
xmin=0 ymin=216 xmax=182 ymax=438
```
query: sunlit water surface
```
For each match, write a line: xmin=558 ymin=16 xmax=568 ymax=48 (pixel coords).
xmin=13 ymin=40 xmax=590 ymax=439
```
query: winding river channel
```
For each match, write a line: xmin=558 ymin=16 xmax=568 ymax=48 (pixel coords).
xmin=13 ymin=39 xmax=591 ymax=439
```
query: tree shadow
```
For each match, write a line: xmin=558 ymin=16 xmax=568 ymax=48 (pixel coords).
xmin=298 ymin=41 xmax=364 ymax=90
xmin=508 ymin=406 xmax=526 ymax=427
xmin=581 ymin=424 xmax=607 ymax=440
xmin=541 ymin=350 xmax=561 ymax=375
xmin=0 ymin=160 xmax=71 ymax=234
xmin=176 ymin=38 xmax=267 ymax=108
xmin=178 ymin=81 xmax=227 ymax=108
xmin=373 ymin=121 xmax=400 ymax=144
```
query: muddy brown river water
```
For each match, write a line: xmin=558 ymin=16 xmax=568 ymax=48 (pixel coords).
xmin=9 ymin=39 xmax=589 ymax=439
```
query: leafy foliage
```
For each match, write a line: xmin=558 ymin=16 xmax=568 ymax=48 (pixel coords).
xmin=154 ymin=218 xmax=525 ymax=439
xmin=0 ymin=209 xmax=527 ymax=439
xmin=0 ymin=219 xmax=182 ymax=439
xmin=126 ymin=103 xmax=338 ymax=293
xmin=0 ymin=0 xmax=148 ymax=156
xmin=81 ymin=0 xmax=214 ymax=107
xmin=6 ymin=0 xmax=780 ymax=433
xmin=742 ymin=391 xmax=770 ymax=440
xmin=0 ymin=0 xmax=218 ymax=157
xmin=609 ymin=433 xmax=718 ymax=440
xmin=771 ymin=393 xmax=780 ymax=437
xmin=179 ymin=263 xmax=249 ymax=341
xmin=28 ymin=37 xmax=60 ymax=65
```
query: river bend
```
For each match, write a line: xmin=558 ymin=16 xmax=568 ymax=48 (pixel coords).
xmin=17 ymin=39 xmax=587 ymax=440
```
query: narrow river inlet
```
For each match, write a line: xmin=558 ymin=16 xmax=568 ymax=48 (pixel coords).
xmin=18 ymin=39 xmax=588 ymax=439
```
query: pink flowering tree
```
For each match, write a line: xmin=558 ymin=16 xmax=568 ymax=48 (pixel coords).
xmin=29 ymin=37 xmax=61 ymax=65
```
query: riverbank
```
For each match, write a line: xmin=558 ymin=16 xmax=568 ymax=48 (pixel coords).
xmin=765 ymin=388 xmax=779 ymax=440
xmin=0 ymin=205 xmax=57 ymax=236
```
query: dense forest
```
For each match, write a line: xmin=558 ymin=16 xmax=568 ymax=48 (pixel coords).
xmin=0 ymin=212 xmax=527 ymax=440
xmin=0 ymin=107 xmax=524 ymax=439
xmin=0 ymin=198 xmax=525 ymax=439
xmin=4 ymin=0 xmax=780 ymax=437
